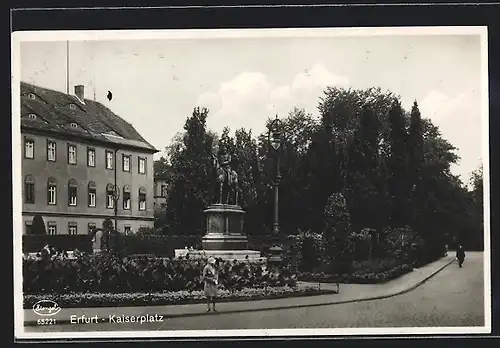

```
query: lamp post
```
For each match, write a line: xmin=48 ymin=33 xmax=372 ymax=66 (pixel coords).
xmin=112 ymin=184 xmax=120 ymax=234
xmin=113 ymin=148 xmax=119 ymax=233
xmin=268 ymin=116 xmax=282 ymax=236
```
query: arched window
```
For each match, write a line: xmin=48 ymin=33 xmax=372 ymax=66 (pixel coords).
xmin=138 ymin=187 xmax=146 ymax=211
xmin=24 ymin=175 xmax=35 ymax=204
xmin=123 ymin=185 xmax=131 ymax=210
xmin=88 ymin=181 xmax=96 ymax=207
xmin=47 ymin=177 xmax=57 ymax=205
xmin=106 ymin=183 xmax=115 ymax=209
xmin=68 ymin=179 xmax=77 ymax=206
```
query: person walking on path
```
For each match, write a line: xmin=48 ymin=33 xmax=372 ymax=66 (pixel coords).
xmin=202 ymin=257 xmax=219 ymax=312
xmin=456 ymin=245 xmax=466 ymax=268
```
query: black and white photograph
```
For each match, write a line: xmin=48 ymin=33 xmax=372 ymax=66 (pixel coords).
xmin=12 ymin=26 xmax=490 ymax=339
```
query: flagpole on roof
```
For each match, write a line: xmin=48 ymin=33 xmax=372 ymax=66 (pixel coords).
xmin=66 ymin=41 xmax=70 ymax=94
xmin=93 ymin=55 xmax=96 ymax=101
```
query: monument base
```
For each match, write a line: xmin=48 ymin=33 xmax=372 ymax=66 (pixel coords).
xmin=177 ymin=203 xmax=265 ymax=262
xmin=201 ymin=232 xmax=249 ymax=250
xmin=174 ymin=248 xmax=266 ymax=262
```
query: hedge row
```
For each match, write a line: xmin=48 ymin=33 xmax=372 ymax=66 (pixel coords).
xmin=298 ymin=260 xmax=415 ymax=284
xmin=22 ymin=234 xmax=280 ymax=258
xmin=23 ymin=252 xmax=297 ymax=294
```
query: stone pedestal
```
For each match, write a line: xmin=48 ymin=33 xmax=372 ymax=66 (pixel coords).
xmin=202 ymin=204 xmax=247 ymax=250
xmin=175 ymin=204 xmax=265 ymax=262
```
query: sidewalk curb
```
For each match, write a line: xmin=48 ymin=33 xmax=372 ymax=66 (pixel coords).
xmin=24 ymin=258 xmax=455 ymax=326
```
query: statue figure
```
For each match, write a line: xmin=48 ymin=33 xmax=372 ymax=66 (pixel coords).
xmin=212 ymin=152 xmax=239 ymax=205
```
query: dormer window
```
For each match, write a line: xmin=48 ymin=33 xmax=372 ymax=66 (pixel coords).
xmin=103 ymin=130 xmax=124 ymax=138
xmin=28 ymin=93 xmax=35 ymax=100
xmin=28 ymin=114 xmax=37 ymax=120
xmin=70 ymin=122 xmax=78 ymax=128
xmin=69 ymin=104 xmax=76 ymax=110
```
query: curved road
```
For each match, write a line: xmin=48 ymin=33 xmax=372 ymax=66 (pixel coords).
xmin=25 ymin=252 xmax=485 ymax=332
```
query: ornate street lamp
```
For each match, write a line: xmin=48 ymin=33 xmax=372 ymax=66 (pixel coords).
xmin=268 ymin=115 xmax=282 ymax=236
xmin=112 ymin=184 xmax=120 ymax=234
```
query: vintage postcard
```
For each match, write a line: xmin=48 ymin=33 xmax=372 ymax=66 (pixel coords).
xmin=12 ymin=26 xmax=491 ymax=340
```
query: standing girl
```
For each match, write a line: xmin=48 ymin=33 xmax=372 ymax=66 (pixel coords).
xmin=202 ymin=257 xmax=219 ymax=312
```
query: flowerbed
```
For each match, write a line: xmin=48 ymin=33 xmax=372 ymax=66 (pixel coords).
xmin=23 ymin=286 xmax=334 ymax=309
xmin=23 ymin=252 xmax=297 ymax=294
xmin=298 ymin=260 xmax=414 ymax=284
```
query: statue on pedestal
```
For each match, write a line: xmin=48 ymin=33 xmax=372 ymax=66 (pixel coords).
xmin=212 ymin=152 xmax=239 ymax=205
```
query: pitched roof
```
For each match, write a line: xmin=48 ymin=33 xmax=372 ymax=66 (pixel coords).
xmin=20 ymin=82 xmax=158 ymax=153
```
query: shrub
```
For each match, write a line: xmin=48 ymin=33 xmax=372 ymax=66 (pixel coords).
xmin=380 ymin=226 xmax=423 ymax=265
xmin=23 ymin=252 xmax=298 ymax=295
xmin=323 ymin=193 xmax=354 ymax=275
xmin=136 ymin=226 xmax=157 ymax=236
xmin=30 ymin=215 xmax=47 ymax=235
xmin=347 ymin=263 xmax=413 ymax=284
xmin=286 ymin=230 xmax=325 ymax=272
xmin=350 ymin=228 xmax=374 ymax=261
xmin=102 ymin=218 xmax=114 ymax=232
xmin=23 ymin=235 xmax=93 ymax=253
xmin=298 ymin=258 xmax=414 ymax=284
xmin=121 ymin=235 xmax=201 ymax=257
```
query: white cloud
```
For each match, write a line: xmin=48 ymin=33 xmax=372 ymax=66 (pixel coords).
xmin=419 ymin=90 xmax=469 ymax=123
xmin=418 ymin=90 xmax=481 ymax=182
xmin=196 ymin=63 xmax=349 ymax=136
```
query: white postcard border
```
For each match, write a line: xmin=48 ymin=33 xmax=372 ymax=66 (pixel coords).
xmin=12 ymin=26 xmax=491 ymax=340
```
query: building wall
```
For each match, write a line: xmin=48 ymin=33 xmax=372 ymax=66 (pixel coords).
xmin=22 ymin=130 xmax=155 ymax=234
xmin=153 ymin=179 xmax=168 ymax=214
xmin=154 ymin=179 xmax=168 ymax=197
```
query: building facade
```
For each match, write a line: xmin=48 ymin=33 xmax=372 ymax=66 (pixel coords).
xmin=21 ymin=82 xmax=159 ymax=235
xmin=153 ymin=178 xmax=168 ymax=214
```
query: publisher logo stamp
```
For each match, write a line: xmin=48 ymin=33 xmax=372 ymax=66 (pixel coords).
xmin=32 ymin=300 xmax=61 ymax=317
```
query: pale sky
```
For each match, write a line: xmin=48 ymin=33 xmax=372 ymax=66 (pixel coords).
xmin=19 ymin=30 xmax=484 ymax=183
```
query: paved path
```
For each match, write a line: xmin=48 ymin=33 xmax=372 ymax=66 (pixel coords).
xmin=148 ymin=252 xmax=483 ymax=330
xmin=21 ymin=253 xmax=472 ymax=334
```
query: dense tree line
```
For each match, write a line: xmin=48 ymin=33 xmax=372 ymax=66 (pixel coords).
xmin=154 ymin=87 xmax=484 ymax=259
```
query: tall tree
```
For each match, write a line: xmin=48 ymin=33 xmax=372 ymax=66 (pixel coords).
xmin=165 ymin=107 xmax=215 ymax=236
xmin=387 ymin=99 xmax=409 ymax=227
xmin=234 ymin=128 xmax=262 ymax=233
xmin=304 ymin=120 xmax=340 ymax=234
xmin=469 ymin=164 xmax=484 ymax=250
xmin=345 ymin=105 xmax=382 ymax=228
xmin=408 ymin=101 xmax=426 ymax=234
xmin=418 ymin=118 xmax=460 ymax=258
xmin=279 ymin=108 xmax=320 ymax=233
xmin=217 ymin=127 xmax=236 ymax=159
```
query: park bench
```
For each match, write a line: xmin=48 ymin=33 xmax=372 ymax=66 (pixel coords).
xmin=314 ymin=275 xmax=342 ymax=294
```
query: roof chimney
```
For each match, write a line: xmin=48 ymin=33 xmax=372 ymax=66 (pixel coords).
xmin=74 ymin=85 xmax=84 ymax=102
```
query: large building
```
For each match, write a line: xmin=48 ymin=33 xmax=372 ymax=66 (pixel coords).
xmin=20 ymin=82 xmax=159 ymax=235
